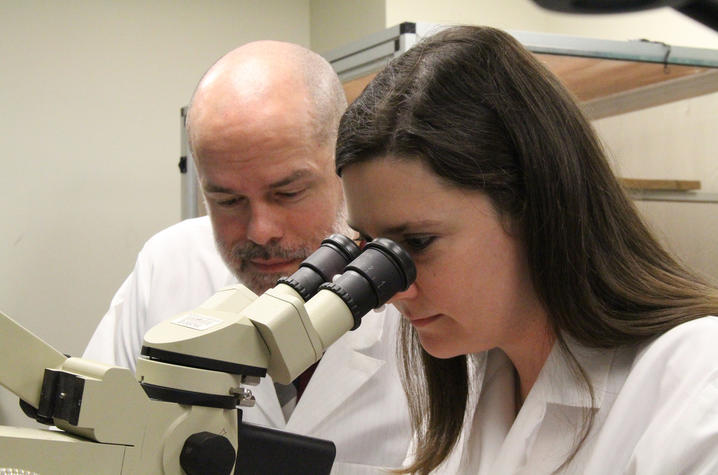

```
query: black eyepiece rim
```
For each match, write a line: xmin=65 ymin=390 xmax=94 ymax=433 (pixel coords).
xmin=321 ymin=234 xmax=361 ymax=261
xmin=364 ymin=238 xmax=417 ymax=289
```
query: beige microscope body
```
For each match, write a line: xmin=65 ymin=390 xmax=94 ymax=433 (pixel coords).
xmin=0 ymin=236 xmax=415 ymax=474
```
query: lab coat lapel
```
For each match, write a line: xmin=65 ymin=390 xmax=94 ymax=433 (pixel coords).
xmin=487 ymin=341 xmax=614 ymax=474
xmin=463 ymin=350 xmax=521 ymax=474
xmin=285 ymin=310 xmax=387 ymax=434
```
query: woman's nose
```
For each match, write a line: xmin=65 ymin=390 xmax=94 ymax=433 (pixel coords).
xmin=388 ymin=282 xmax=418 ymax=304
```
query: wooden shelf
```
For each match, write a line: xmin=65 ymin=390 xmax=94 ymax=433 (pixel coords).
xmin=328 ymin=23 xmax=718 ymax=118
xmin=619 ymin=179 xmax=701 ymax=191
xmin=537 ymin=55 xmax=718 ymax=119
xmin=343 ymin=73 xmax=377 ymax=104
xmin=620 ymin=179 xmax=718 ymax=203
xmin=341 ymin=58 xmax=718 ymax=116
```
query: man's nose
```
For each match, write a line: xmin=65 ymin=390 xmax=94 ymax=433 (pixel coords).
xmin=246 ymin=203 xmax=284 ymax=246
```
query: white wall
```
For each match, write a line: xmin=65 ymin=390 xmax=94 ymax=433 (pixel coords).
xmin=310 ymin=0 xmax=386 ymax=53
xmin=0 ymin=0 xmax=310 ymax=427
xmin=594 ymin=91 xmax=718 ymax=284
xmin=385 ymin=0 xmax=718 ymax=48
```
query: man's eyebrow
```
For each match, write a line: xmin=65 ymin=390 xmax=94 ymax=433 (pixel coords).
xmin=268 ymin=169 xmax=313 ymax=189
xmin=203 ymin=169 xmax=314 ymax=194
xmin=203 ymin=183 xmax=233 ymax=194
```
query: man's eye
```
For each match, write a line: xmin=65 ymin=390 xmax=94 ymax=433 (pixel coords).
xmin=275 ymin=189 xmax=306 ymax=201
xmin=216 ymin=197 xmax=243 ymax=207
xmin=403 ymin=235 xmax=436 ymax=252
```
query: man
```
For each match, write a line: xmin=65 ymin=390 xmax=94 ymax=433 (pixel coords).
xmin=83 ymin=41 xmax=411 ymax=473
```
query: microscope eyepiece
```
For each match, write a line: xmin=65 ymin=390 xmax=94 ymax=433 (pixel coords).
xmin=360 ymin=238 xmax=417 ymax=296
xmin=277 ymin=234 xmax=361 ymax=301
xmin=318 ymin=237 xmax=416 ymax=329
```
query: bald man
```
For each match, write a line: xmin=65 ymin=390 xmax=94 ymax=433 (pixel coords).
xmin=83 ymin=41 xmax=411 ymax=473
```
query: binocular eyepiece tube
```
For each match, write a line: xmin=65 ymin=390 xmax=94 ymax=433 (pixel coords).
xmin=280 ymin=234 xmax=416 ymax=343
xmin=277 ymin=234 xmax=362 ymax=301
xmin=319 ymin=238 xmax=416 ymax=328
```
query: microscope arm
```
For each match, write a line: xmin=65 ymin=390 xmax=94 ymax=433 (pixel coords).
xmin=0 ymin=309 xmax=67 ymax=410
xmin=0 ymin=310 xmax=151 ymax=442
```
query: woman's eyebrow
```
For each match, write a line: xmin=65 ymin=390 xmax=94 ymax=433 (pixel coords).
xmin=349 ymin=220 xmax=441 ymax=239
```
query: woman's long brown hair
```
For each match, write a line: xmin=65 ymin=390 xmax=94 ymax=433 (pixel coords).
xmin=336 ymin=25 xmax=718 ymax=474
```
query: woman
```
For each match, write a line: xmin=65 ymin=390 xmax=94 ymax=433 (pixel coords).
xmin=336 ymin=26 xmax=718 ymax=474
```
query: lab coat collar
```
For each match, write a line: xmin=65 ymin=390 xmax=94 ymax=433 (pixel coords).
xmin=462 ymin=341 xmax=614 ymax=473
xmin=531 ymin=336 xmax=615 ymax=410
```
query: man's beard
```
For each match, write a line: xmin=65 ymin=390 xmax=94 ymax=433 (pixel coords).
xmin=216 ymin=208 xmax=353 ymax=295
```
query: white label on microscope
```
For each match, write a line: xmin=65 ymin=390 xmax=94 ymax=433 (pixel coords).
xmin=172 ymin=314 xmax=223 ymax=331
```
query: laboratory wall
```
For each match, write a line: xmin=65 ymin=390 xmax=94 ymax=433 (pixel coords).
xmin=594 ymin=93 xmax=718 ymax=284
xmin=309 ymin=0 xmax=718 ymax=51
xmin=384 ymin=0 xmax=718 ymax=48
xmin=0 ymin=0 xmax=310 ymax=427
xmin=310 ymin=0 xmax=386 ymax=54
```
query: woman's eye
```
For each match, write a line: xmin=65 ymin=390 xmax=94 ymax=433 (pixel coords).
xmin=403 ymin=235 xmax=436 ymax=252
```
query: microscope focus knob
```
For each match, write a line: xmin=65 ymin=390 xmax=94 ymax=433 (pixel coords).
xmin=180 ymin=431 xmax=236 ymax=475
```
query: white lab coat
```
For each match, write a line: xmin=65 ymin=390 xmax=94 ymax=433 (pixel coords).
xmin=83 ymin=216 xmax=411 ymax=473
xmin=428 ymin=316 xmax=718 ymax=474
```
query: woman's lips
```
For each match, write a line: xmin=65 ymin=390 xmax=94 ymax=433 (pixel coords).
xmin=407 ymin=314 xmax=442 ymax=328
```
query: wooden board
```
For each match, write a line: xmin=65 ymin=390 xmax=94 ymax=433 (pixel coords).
xmin=620 ymin=178 xmax=701 ymax=191
xmin=341 ymin=53 xmax=718 ymax=117
xmin=535 ymin=53 xmax=708 ymax=102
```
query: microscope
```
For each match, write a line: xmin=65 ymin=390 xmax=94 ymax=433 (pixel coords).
xmin=0 ymin=234 xmax=415 ymax=474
